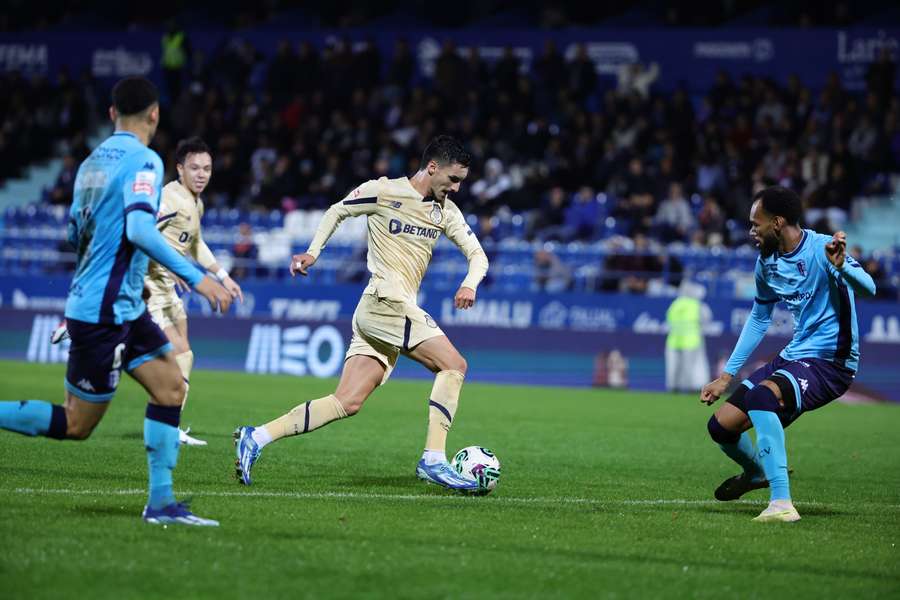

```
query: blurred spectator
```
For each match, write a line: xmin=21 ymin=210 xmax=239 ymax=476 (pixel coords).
xmin=471 ymin=158 xmax=512 ymax=213
xmin=231 ymin=222 xmax=258 ymax=280
xmin=602 ymin=234 xmax=664 ymax=294
xmin=654 ymin=182 xmax=694 ymax=242
xmin=533 ymin=248 xmax=572 ymax=293
xmin=616 ymin=62 xmax=659 ymax=99
xmin=565 ymin=186 xmax=601 ymax=241
xmin=568 ymin=43 xmax=598 ymax=104
xmin=866 ymin=48 xmax=896 ymax=106
xmin=48 ymin=155 xmax=77 ymax=206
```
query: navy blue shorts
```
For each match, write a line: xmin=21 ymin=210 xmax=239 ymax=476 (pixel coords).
xmin=729 ymin=355 xmax=855 ymax=427
xmin=65 ymin=311 xmax=172 ymax=403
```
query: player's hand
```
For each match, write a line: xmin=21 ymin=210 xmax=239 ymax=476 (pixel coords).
xmin=195 ymin=275 xmax=233 ymax=314
xmin=700 ymin=374 xmax=732 ymax=406
xmin=825 ymin=231 xmax=847 ymax=269
xmin=290 ymin=253 xmax=316 ymax=277
xmin=222 ymin=276 xmax=244 ymax=303
xmin=454 ymin=286 xmax=476 ymax=310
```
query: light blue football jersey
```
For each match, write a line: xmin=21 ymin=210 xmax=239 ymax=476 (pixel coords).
xmin=65 ymin=131 xmax=164 ymax=324
xmin=754 ymin=229 xmax=861 ymax=371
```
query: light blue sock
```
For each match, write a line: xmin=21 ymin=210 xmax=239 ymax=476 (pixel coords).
xmin=144 ymin=408 xmax=181 ymax=510
xmin=719 ymin=432 xmax=764 ymax=480
xmin=748 ymin=410 xmax=790 ymax=501
xmin=0 ymin=400 xmax=53 ymax=436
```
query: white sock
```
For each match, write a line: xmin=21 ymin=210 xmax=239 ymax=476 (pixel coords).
xmin=251 ymin=426 xmax=274 ymax=448
xmin=422 ymin=449 xmax=447 ymax=465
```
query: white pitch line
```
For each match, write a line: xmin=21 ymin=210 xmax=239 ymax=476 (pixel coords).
xmin=6 ymin=487 xmax=900 ymax=509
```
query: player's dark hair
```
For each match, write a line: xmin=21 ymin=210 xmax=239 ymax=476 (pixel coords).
xmin=175 ymin=137 xmax=212 ymax=165
xmin=420 ymin=135 xmax=471 ymax=169
xmin=111 ymin=76 xmax=159 ymax=117
xmin=754 ymin=185 xmax=802 ymax=225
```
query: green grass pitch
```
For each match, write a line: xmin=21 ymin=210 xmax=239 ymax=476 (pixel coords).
xmin=1 ymin=360 xmax=898 ymax=599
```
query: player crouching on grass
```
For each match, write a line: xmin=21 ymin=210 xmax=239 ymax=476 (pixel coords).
xmin=234 ymin=135 xmax=488 ymax=492
xmin=701 ymin=186 xmax=876 ymax=523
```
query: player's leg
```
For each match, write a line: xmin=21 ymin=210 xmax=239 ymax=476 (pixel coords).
xmin=406 ymin=334 xmax=467 ymax=463
xmin=1 ymin=318 xmax=122 ymax=440
xmin=233 ymin=354 xmax=385 ymax=486
xmin=127 ymin=311 xmax=216 ymax=525
xmin=164 ymin=315 xmax=204 ymax=446
xmin=259 ymin=354 xmax=384 ymax=442
xmin=406 ymin=334 xmax=479 ymax=491
xmin=0 ymin=391 xmax=108 ymax=440
xmin=744 ymin=373 xmax=800 ymax=522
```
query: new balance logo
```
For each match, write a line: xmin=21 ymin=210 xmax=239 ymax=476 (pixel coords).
xmin=142 ymin=162 xmax=154 ymax=170
xmin=77 ymin=379 xmax=96 ymax=392
xmin=245 ymin=324 xmax=345 ymax=378
xmin=798 ymin=378 xmax=809 ymax=394
xmin=27 ymin=314 xmax=70 ymax=364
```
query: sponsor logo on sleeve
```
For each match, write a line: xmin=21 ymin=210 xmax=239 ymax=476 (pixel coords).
xmin=132 ymin=170 xmax=157 ymax=196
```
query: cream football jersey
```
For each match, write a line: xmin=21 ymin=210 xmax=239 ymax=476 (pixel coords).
xmin=145 ymin=180 xmax=216 ymax=296
xmin=307 ymin=176 xmax=488 ymax=303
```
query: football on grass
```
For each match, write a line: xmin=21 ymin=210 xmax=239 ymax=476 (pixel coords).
xmin=451 ymin=446 xmax=501 ymax=495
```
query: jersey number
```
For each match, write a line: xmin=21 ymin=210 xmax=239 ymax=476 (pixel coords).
xmin=179 ymin=232 xmax=190 ymax=243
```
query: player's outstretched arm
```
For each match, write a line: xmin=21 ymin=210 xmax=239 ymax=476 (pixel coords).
xmin=700 ymin=300 xmax=774 ymax=405
xmin=825 ymin=231 xmax=877 ymax=297
xmin=125 ymin=209 xmax=231 ymax=313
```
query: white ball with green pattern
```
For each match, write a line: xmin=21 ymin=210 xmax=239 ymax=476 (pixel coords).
xmin=451 ymin=446 xmax=501 ymax=494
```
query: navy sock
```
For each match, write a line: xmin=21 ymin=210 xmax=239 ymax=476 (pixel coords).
xmin=0 ymin=400 xmax=66 ymax=438
xmin=144 ymin=404 xmax=181 ymax=510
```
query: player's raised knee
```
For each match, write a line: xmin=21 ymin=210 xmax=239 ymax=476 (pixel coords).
xmin=745 ymin=381 xmax=782 ymax=412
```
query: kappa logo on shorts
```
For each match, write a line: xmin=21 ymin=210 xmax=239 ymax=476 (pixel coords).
xmin=77 ymin=378 xmax=96 ymax=392
xmin=798 ymin=378 xmax=809 ymax=394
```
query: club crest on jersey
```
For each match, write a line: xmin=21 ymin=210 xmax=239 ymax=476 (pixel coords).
xmin=430 ymin=205 xmax=443 ymax=224
xmin=797 ymin=260 xmax=807 ymax=277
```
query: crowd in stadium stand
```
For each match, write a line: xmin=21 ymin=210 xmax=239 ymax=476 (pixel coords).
xmin=4 ymin=31 xmax=898 ymax=299
xmin=129 ymin=36 xmax=899 ymax=247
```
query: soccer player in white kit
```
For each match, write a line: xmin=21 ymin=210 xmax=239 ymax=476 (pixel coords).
xmin=234 ymin=136 xmax=489 ymax=491
xmin=145 ymin=137 xmax=243 ymax=445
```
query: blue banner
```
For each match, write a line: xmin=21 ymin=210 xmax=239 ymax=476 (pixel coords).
xmin=2 ymin=276 xmax=899 ymax=400
xmin=1 ymin=27 xmax=897 ymax=92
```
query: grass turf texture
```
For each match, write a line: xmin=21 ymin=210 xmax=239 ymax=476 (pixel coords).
xmin=1 ymin=360 xmax=898 ymax=599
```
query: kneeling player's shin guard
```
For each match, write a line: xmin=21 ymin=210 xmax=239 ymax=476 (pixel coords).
xmin=425 ymin=370 xmax=465 ymax=454
xmin=746 ymin=385 xmax=790 ymax=500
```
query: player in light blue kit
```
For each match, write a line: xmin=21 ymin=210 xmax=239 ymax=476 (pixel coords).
xmin=0 ymin=77 xmax=232 ymax=526
xmin=701 ymin=186 xmax=876 ymax=523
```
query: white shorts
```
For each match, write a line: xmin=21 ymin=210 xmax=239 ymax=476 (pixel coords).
xmin=346 ymin=294 xmax=445 ymax=384
xmin=146 ymin=291 xmax=187 ymax=331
